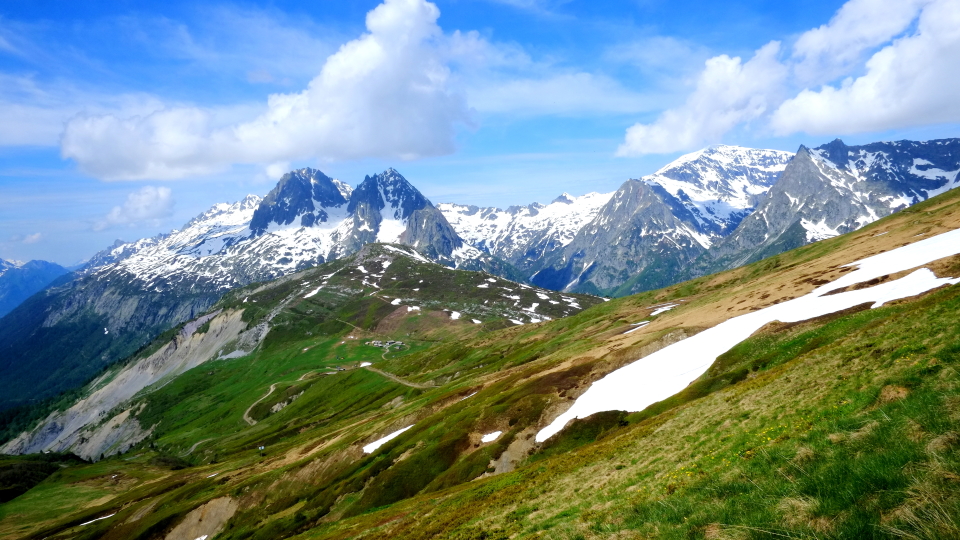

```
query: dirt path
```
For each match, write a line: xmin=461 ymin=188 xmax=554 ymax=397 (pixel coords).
xmin=380 ymin=343 xmax=409 ymax=361
xmin=243 ymin=383 xmax=278 ymax=426
xmin=363 ymin=366 xmax=435 ymax=389
xmin=180 ymin=438 xmax=215 ymax=457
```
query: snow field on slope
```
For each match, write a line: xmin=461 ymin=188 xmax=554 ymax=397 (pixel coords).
xmin=536 ymin=228 xmax=960 ymax=442
xmin=363 ymin=425 xmax=414 ymax=454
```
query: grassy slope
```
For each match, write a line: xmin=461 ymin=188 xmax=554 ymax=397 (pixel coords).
xmin=2 ymin=191 xmax=960 ymax=539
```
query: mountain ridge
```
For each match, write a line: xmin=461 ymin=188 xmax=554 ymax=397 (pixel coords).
xmin=4 ymin=171 xmax=960 ymax=540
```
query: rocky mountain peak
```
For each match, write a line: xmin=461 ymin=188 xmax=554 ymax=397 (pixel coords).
xmin=250 ymin=168 xmax=349 ymax=235
xmin=552 ymin=193 xmax=575 ymax=205
xmin=348 ymin=169 xmax=431 ymax=222
xmin=816 ymin=138 xmax=850 ymax=167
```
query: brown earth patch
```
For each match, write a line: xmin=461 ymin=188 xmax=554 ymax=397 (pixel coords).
xmin=879 ymin=385 xmax=911 ymax=404
xmin=162 ymin=497 xmax=238 ymax=540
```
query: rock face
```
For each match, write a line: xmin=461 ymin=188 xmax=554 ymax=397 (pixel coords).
xmin=0 ymin=167 xmax=479 ymax=412
xmin=0 ymin=259 xmax=69 ymax=317
xmin=1 ymin=309 xmax=258 ymax=459
xmin=526 ymin=145 xmax=795 ymax=295
xmin=249 ymin=168 xmax=351 ymax=235
xmin=693 ymin=138 xmax=960 ymax=274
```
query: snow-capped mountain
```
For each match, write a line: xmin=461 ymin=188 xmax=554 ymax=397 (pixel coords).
xmin=438 ymin=191 xmax=613 ymax=271
xmin=0 ymin=258 xmax=24 ymax=272
xmin=86 ymin=168 xmax=485 ymax=294
xmin=0 ymin=167 xmax=492 ymax=412
xmin=0 ymin=258 xmax=69 ymax=317
xmin=441 ymin=145 xmax=793 ymax=291
xmin=525 ymin=145 xmax=795 ymax=294
xmin=697 ymin=138 xmax=960 ymax=273
xmin=642 ymin=145 xmax=794 ymax=236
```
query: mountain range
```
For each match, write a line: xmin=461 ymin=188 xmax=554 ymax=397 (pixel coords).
xmin=3 ymin=167 xmax=960 ymax=540
xmin=1 ymin=138 xmax=958 ymax=414
xmin=448 ymin=140 xmax=960 ymax=296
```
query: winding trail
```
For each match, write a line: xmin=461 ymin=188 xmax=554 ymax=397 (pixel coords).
xmin=380 ymin=343 xmax=409 ymax=361
xmin=243 ymin=383 xmax=278 ymax=426
xmin=180 ymin=438 xmax=215 ymax=457
xmin=363 ymin=366 xmax=435 ymax=389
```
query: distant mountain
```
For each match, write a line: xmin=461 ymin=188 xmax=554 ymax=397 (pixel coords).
xmin=438 ymin=191 xmax=612 ymax=275
xmin=0 ymin=259 xmax=69 ymax=318
xmin=525 ymin=145 xmax=795 ymax=295
xmin=444 ymin=140 xmax=960 ymax=297
xmin=692 ymin=138 xmax=960 ymax=275
xmin=0 ymin=168 xmax=507 ymax=412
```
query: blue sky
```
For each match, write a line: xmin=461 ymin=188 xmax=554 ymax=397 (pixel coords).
xmin=1 ymin=0 xmax=958 ymax=265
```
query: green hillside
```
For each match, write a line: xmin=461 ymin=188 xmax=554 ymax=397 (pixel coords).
xmin=2 ymin=190 xmax=960 ymax=540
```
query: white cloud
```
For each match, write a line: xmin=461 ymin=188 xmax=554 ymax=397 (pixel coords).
xmin=94 ymin=186 xmax=174 ymax=231
xmin=0 ymin=73 xmax=167 ymax=147
xmin=22 ymin=232 xmax=42 ymax=244
xmin=772 ymin=0 xmax=960 ymax=136
xmin=265 ymin=162 xmax=290 ymax=179
xmin=61 ymin=0 xmax=472 ymax=180
xmin=791 ymin=0 xmax=930 ymax=85
xmin=616 ymin=41 xmax=786 ymax=156
xmin=617 ymin=0 xmax=959 ymax=154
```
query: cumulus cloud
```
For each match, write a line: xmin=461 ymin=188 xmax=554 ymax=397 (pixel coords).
xmin=791 ymin=0 xmax=931 ymax=85
xmin=94 ymin=186 xmax=174 ymax=231
xmin=772 ymin=0 xmax=960 ymax=136
xmin=616 ymin=42 xmax=786 ymax=156
xmin=61 ymin=0 xmax=472 ymax=180
xmin=617 ymin=0 xmax=958 ymax=155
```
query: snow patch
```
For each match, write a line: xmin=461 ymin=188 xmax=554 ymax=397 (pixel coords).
xmin=623 ymin=321 xmax=650 ymax=334
xmin=363 ymin=425 xmax=414 ymax=454
xmin=649 ymin=304 xmax=677 ymax=316
xmin=801 ymin=219 xmax=842 ymax=242
xmin=481 ymin=431 xmax=502 ymax=443
xmin=536 ymin=228 xmax=960 ymax=442
xmin=80 ymin=514 xmax=116 ymax=527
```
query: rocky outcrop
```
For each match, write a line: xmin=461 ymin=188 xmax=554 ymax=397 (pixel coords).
xmin=531 ymin=179 xmax=710 ymax=295
xmin=1 ymin=309 xmax=253 ymax=459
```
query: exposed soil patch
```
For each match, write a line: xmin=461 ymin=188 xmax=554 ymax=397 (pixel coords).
xmin=162 ymin=497 xmax=238 ymax=540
